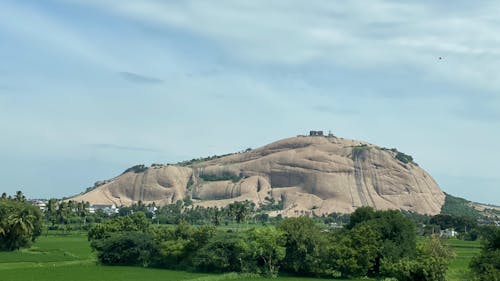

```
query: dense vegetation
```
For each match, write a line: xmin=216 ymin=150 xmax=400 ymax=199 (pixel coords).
xmin=380 ymin=147 xmax=415 ymax=164
xmin=177 ymin=153 xmax=236 ymax=166
xmin=2 ymin=188 xmax=499 ymax=281
xmin=0 ymin=231 xmax=480 ymax=281
xmin=199 ymin=172 xmax=242 ymax=183
xmin=470 ymin=226 xmax=500 ymax=281
xmin=0 ymin=192 xmax=43 ymax=251
xmin=87 ymin=207 xmax=454 ymax=280
xmin=122 ymin=164 xmax=149 ymax=174
xmin=441 ymin=193 xmax=482 ymax=218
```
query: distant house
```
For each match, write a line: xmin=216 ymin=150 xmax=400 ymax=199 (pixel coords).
xmin=147 ymin=206 xmax=158 ymax=214
xmin=89 ymin=204 xmax=119 ymax=215
xmin=29 ymin=200 xmax=47 ymax=211
xmin=440 ymin=228 xmax=457 ymax=238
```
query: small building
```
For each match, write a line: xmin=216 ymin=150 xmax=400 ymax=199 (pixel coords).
xmin=89 ymin=204 xmax=119 ymax=215
xmin=29 ymin=200 xmax=47 ymax=211
xmin=440 ymin=228 xmax=457 ymax=238
xmin=309 ymin=130 xmax=324 ymax=136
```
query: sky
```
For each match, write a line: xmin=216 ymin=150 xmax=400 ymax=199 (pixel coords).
xmin=0 ymin=0 xmax=499 ymax=205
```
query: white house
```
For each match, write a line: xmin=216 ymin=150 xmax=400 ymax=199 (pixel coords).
xmin=440 ymin=228 xmax=457 ymax=238
xmin=89 ymin=204 xmax=119 ymax=215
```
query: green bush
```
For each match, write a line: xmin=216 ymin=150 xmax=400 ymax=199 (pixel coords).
xmin=470 ymin=227 xmax=500 ymax=281
xmin=278 ymin=217 xmax=327 ymax=275
xmin=193 ymin=232 xmax=253 ymax=273
xmin=199 ymin=172 xmax=241 ymax=183
xmin=381 ymin=236 xmax=453 ymax=281
xmin=122 ymin=164 xmax=148 ymax=174
xmin=395 ymin=152 xmax=413 ymax=164
xmin=91 ymin=231 xmax=159 ymax=267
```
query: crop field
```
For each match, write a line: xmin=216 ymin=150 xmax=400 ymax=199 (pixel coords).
xmin=445 ymin=238 xmax=481 ymax=281
xmin=0 ymin=234 xmax=480 ymax=281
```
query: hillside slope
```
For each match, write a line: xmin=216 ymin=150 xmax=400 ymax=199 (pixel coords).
xmin=71 ymin=135 xmax=445 ymax=215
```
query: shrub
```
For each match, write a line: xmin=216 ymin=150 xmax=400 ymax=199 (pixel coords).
xmin=199 ymin=172 xmax=241 ymax=183
xmin=193 ymin=232 xmax=253 ymax=273
xmin=91 ymin=231 xmax=159 ymax=267
xmin=122 ymin=164 xmax=148 ymax=174
xmin=470 ymin=227 xmax=500 ymax=281
xmin=395 ymin=152 xmax=413 ymax=164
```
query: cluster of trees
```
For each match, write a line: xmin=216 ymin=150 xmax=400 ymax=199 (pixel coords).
xmin=152 ymin=200 xmax=264 ymax=226
xmin=0 ymin=191 xmax=43 ymax=251
xmin=470 ymin=226 xmax=500 ymax=281
xmin=88 ymin=207 xmax=454 ymax=280
xmin=43 ymin=199 xmax=115 ymax=232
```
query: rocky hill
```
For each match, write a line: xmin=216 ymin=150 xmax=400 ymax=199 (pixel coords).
xmin=71 ymin=135 xmax=445 ymax=215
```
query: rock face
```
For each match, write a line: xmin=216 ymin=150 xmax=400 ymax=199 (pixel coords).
xmin=71 ymin=136 xmax=445 ymax=215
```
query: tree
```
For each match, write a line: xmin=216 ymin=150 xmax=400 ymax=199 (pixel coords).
xmin=344 ymin=207 xmax=417 ymax=276
xmin=0 ymin=198 xmax=43 ymax=251
xmin=278 ymin=217 xmax=327 ymax=275
xmin=382 ymin=235 xmax=454 ymax=281
xmin=88 ymin=212 xmax=152 ymax=241
xmin=14 ymin=191 xmax=26 ymax=202
xmin=346 ymin=206 xmax=375 ymax=229
xmin=327 ymin=223 xmax=381 ymax=278
xmin=227 ymin=201 xmax=255 ymax=227
xmin=247 ymin=227 xmax=286 ymax=276
xmin=470 ymin=227 xmax=500 ymax=281
xmin=193 ymin=232 xmax=253 ymax=273
xmin=91 ymin=232 xmax=159 ymax=267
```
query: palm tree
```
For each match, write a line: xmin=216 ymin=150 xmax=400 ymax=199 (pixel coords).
xmin=46 ymin=199 xmax=58 ymax=226
xmin=6 ymin=210 xmax=35 ymax=250
xmin=14 ymin=191 xmax=25 ymax=202
xmin=8 ymin=210 xmax=35 ymax=236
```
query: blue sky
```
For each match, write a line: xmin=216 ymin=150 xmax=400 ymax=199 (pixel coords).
xmin=1 ymin=0 xmax=499 ymax=205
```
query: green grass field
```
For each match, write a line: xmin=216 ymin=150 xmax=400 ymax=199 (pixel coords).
xmin=0 ymin=234 xmax=480 ymax=281
xmin=445 ymin=238 xmax=481 ymax=281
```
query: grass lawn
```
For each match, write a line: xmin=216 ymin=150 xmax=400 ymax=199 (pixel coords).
xmin=2 ymin=233 xmax=479 ymax=281
xmin=446 ymin=238 xmax=481 ymax=281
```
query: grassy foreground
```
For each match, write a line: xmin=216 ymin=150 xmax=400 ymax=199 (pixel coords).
xmin=446 ymin=239 xmax=481 ymax=281
xmin=0 ymin=233 xmax=479 ymax=281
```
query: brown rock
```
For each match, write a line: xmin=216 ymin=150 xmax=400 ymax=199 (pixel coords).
xmin=70 ymin=136 xmax=445 ymax=215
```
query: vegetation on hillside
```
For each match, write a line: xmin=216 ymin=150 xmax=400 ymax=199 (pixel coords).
xmin=199 ymin=172 xmax=242 ymax=183
xmin=177 ymin=153 xmax=235 ymax=166
xmin=122 ymin=164 xmax=149 ymax=174
xmin=380 ymin=147 xmax=416 ymax=164
xmin=440 ymin=193 xmax=500 ymax=221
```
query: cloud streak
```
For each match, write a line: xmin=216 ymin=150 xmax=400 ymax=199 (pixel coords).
xmin=63 ymin=0 xmax=500 ymax=93
xmin=118 ymin=71 xmax=163 ymax=84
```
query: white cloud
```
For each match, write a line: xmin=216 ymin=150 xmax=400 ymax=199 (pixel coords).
xmin=0 ymin=2 xmax=124 ymax=70
xmin=57 ymin=0 xmax=500 ymax=93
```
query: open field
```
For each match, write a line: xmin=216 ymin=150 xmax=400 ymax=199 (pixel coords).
xmin=446 ymin=239 xmax=481 ymax=281
xmin=0 ymin=234 xmax=480 ymax=281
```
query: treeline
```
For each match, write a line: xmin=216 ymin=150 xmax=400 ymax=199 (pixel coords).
xmin=0 ymin=192 xmax=43 ymax=251
xmin=88 ymin=207 xmax=454 ymax=280
xmin=124 ymin=200 xmax=281 ymax=226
